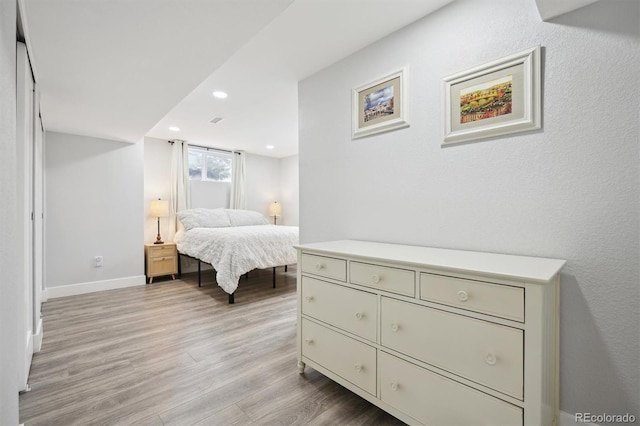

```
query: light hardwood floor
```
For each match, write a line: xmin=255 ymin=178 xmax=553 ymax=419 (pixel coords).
xmin=19 ymin=266 xmax=405 ymax=426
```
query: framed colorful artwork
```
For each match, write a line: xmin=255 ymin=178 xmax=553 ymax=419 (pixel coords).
xmin=352 ymin=67 xmax=409 ymax=139
xmin=442 ymin=46 xmax=541 ymax=145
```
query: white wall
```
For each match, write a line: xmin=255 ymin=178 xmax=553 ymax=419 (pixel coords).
xmin=0 ymin=0 xmax=20 ymax=422
xmin=299 ymin=0 xmax=639 ymax=419
xmin=45 ymin=132 xmax=146 ymax=296
xmin=190 ymin=180 xmax=230 ymax=210
xmin=143 ymin=136 xmax=172 ymax=244
xmin=245 ymin=153 xmax=281 ymax=221
xmin=279 ymin=155 xmax=299 ymax=226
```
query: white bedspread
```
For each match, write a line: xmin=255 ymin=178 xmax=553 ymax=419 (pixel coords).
xmin=174 ymin=225 xmax=299 ymax=294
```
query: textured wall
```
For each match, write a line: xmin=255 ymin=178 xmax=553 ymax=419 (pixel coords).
xmin=299 ymin=0 xmax=639 ymax=418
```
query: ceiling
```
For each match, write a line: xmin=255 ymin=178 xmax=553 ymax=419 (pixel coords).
xmin=22 ymin=0 xmax=458 ymax=158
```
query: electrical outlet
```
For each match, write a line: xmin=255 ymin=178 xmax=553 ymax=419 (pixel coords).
xmin=94 ymin=256 xmax=103 ymax=267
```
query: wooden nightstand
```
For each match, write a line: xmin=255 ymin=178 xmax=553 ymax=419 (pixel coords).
xmin=144 ymin=242 xmax=178 ymax=283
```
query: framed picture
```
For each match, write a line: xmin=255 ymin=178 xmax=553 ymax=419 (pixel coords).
xmin=442 ymin=46 xmax=541 ymax=145
xmin=352 ymin=67 xmax=409 ymax=139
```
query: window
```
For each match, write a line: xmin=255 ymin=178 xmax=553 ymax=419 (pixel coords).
xmin=188 ymin=147 xmax=232 ymax=182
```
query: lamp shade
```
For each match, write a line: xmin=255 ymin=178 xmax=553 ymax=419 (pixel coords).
xmin=150 ymin=199 xmax=170 ymax=218
xmin=269 ymin=201 xmax=282 ymax=217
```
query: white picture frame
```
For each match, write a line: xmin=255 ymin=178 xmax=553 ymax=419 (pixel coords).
xmin=352 ymin=67 xmax=409 ymax=139
xmin=442 ymin=46 xmax=541 ymax=145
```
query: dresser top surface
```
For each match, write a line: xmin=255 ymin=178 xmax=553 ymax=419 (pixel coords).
xmin=296 ymin=240 xmax=565 ymax=284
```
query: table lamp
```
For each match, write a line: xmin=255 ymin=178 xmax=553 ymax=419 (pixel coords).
xmin=150 ymin=198 xmax=170 ymax=244
xmin=269 ymin=201 xmax=282 ymax=225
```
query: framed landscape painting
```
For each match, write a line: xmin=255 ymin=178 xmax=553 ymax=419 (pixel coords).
xmin=352 ymin=67 xmax=409 ymax=139
xmin=442 ymin=46 xmax=541 ymax=145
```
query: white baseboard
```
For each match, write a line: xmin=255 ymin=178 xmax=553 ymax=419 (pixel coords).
xmin=560 ymin=410 xmax=599 ymax=426
xmin=33 ymin=317 xmax=43 ymax=353
xmin=41 ymin=288 xmax=48 ymax=302
xmin=19 ymin=330 xmax=33 ymax=392
xmin=47 ymin=275 xmax=146 ymax=298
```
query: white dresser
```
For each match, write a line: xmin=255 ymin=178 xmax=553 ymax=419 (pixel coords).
xmin=296 ymin=240 xmax=565 ymax=426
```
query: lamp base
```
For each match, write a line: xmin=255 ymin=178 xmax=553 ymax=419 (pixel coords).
xmin=154 ymin=233 xmax=164 ymax=244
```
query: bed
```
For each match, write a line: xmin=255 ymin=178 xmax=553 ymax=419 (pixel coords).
xmin=174 ymin=208 xmax=299 ymax=304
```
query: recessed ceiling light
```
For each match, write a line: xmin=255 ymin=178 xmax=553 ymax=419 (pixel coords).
xmin=169 ymin=126 xmax=180 ymax=132
xmin=266 ymin=145 xmax=275 ymax=149
xmin=212 ymin=91 xmax=228 ymax=99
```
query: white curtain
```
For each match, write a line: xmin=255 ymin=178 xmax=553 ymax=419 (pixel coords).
xmin=169 ymin=140 xmax=190 ymax=240
xmin=230 ymin=151 xmax=246 ymax=210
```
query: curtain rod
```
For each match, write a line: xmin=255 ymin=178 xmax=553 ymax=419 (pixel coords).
xmin=167 ymin=140 xmax=240 ymax=154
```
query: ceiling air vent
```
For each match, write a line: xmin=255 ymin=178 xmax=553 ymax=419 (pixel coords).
xmin=210 ymin=117 xmax=224 ymax=124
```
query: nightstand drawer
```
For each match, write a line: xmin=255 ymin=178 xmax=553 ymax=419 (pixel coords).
xmin=147 ymin=244 xmax=177 ymax=259
xmin=420 ymin=273 xmax=524 ymax=322
xmin=149 ymin=255 xmax=177 ymax=275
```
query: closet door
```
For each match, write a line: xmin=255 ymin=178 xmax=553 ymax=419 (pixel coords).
xmin=16 ymin=41 xmax=35 ymax=391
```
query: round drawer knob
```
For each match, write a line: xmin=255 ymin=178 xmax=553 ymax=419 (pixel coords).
xmin=371 ymin=274 xmax=380 ymax=284
xmin=484 ymin=352 xmax=497 ymax=366
xmin=354 ymin=363 xmax=363 ymax=372
xmin=305 ymin=296 xmax=314 ymax=302
xmin=355 ymin=312 xmax=363 ymax=320
xmin=304 ymin=338 xmax=314 ymax=346
xmin=390 ymin=323 xmax=399 ymax=332
xmin=314 ymin=263 xmax=324 ymax=270
xmin=390 ymin=382 xmax=399 ymax=391
xmin=457 ymin=290 xmax=469 ymax=302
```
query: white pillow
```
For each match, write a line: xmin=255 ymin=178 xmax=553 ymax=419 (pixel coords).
xmin=225 ymin=209 xmax=269 ymax=226
xmin=177 ymin=208 xmax=231 ymax=230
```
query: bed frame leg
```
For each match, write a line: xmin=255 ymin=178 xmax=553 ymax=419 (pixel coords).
xmin=273 ymin=267 xmax=276 ymax=288
xmin=177 ymin=253 xmax=182 ymax=277
xmin=285 ymin=265 xmax=288 ymax=272
xmin=198 ymin=260 xmax=201 ymax=287
xmin=229 ymin=293 xmax=235 ymax=304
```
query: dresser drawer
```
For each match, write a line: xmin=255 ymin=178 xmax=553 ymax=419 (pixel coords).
xmin=301 ymin=253 xmax=347 ymax=282
xmin=379 ymin=351 xmax=522 ymax=426
xmin=350 ymin=262 xmax=415 ymax=296
xmin=302 ymin=277 xmax=377 ymax=342
xmin=381 ymin=297 xmax=523 ymax=399
xmin=301 ymin=319 xmax=376 ymax=395
xmin=421 ymin=273 xmax=524 ymax=322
